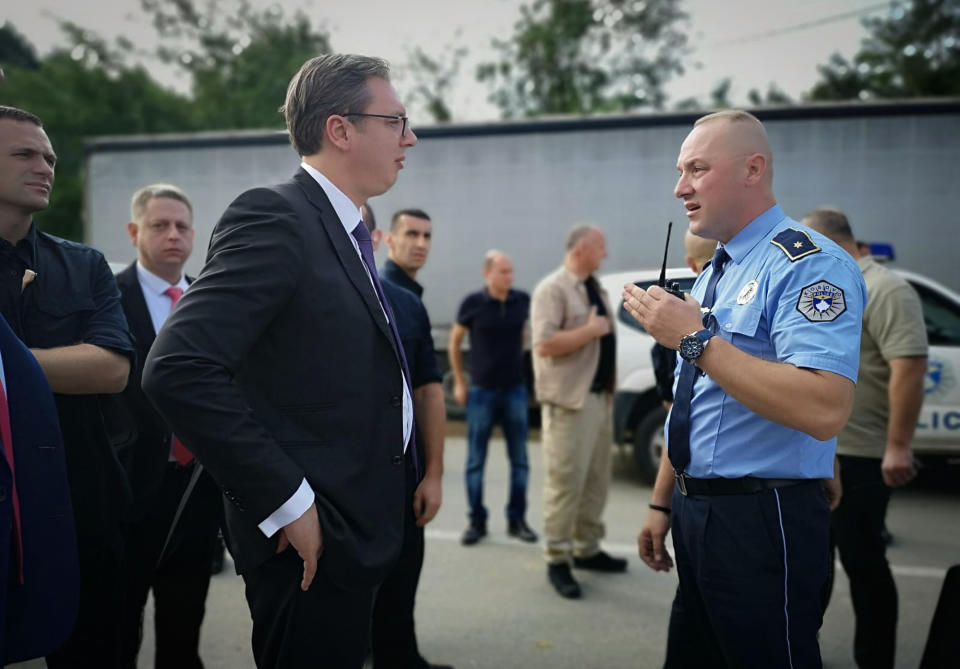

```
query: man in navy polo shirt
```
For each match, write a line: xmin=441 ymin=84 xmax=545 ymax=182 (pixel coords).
xmin=449 ymin=250 xmax=537 ymax=545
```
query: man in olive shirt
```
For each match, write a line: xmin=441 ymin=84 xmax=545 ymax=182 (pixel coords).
xmin=804 ymin=208 xmax=928 ymax=669
xmin=531 ymin=225 xmax=627 ymax=600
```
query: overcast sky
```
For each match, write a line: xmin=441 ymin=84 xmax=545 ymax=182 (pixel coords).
xmin=2 ymin=0 xmax=880 ymax=121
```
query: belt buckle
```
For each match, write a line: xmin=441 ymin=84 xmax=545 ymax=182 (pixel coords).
xmin=675 ymin=471 xmax=688 ymax=496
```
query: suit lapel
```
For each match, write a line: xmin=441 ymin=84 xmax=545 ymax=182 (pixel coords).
xmin=290 ymin=170 xmax=396 ymax=350
xmin=117 ymin=263 xmax=158 ymax=350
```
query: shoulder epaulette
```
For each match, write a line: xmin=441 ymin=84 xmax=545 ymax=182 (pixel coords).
xmin=771 ymin=228 xmax=821 ymax=262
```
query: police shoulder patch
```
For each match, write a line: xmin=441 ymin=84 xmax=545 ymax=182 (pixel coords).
xmin=771 ymin=228 xmax=821 ymax=261
xmin=796 ymin=280 xmax=846 ymax=322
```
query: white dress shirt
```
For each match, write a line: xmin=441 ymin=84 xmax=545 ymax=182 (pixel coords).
xmin=136 ymin=262 xmax=189 ymax=462
xmin=258 ymin=164 xmax=413 ymax=538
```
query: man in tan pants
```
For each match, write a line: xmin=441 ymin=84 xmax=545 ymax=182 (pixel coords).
xmin=531 ymin=225 xmax=628 ymax=599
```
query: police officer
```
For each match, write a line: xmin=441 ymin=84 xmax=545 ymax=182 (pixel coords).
xmin=623 ymin=110 xmax=866 ymax=668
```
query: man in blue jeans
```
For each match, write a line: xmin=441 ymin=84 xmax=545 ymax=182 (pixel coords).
xmin=449 ymin=250 xmax=537 ymax=545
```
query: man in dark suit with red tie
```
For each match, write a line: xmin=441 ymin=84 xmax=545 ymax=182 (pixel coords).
xmin=112 ymin=184 xmax=223 ymax=668
xmin=143 ymin=54 xmax=419 ymax=668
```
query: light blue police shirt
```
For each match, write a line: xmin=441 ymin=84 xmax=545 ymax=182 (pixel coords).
xmin=667 ymin=204 xmax=867 ymax=479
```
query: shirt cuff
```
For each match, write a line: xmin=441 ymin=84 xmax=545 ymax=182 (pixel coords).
xmin=257 ymin=478 xmax=314 ymax=538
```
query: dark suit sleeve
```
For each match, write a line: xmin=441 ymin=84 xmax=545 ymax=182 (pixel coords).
xmin=142 ymin=187 xmax=308 ymax=524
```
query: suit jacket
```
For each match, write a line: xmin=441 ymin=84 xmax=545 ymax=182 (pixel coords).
xmin=0 ymin=313 xmax=79 ymax=663
xmin=111 ymin=262 xmax=195 ymax=518
xmin=143 ymin=169 xmax=407 ymax=586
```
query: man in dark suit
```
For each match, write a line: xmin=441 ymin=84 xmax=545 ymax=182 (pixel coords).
xmin=0 ymin=105 xmax=135 ymax=666
xmin=114 ymin=184 xmax=222 ymax=668
xmin=0 ymin=312 xmax=79 ymax=664
xmin=142 ymin=54 xmax=419 ymax=668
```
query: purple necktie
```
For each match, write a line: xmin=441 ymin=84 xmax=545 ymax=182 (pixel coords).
xmin=351 ymin=221 xmax=419 ymax=472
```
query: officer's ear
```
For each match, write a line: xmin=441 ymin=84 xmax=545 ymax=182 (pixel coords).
xmin=744 ymin=152 xmax=767 ymax=186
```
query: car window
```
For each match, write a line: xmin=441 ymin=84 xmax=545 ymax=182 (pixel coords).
xmin=617 ymin=277 xmax=698 ymax=333
xmin=908 ymin=281 xmax=960 ymax=346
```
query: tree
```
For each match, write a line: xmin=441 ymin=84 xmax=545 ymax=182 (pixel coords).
xmin=476 ymin=0 xmax=688 ymax=117
xmin=0 ymin=41 xmax=194 ymax=240
xmin=0 ymin=1 xmax=333 ymax=240
xmin=400 ymin=43 xmax=468 ymax=123
xmin=141 ymin=0 xmax=332 ymax=129
xmin=808 ymin=0 xmax=960 ymax=101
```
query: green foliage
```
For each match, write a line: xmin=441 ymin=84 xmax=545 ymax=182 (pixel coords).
xmin=143 ymin=0 xmax=330 ymax=129
xmin=477 ymin=0 xmax=688 ymax=117
xmin=0 ymin=1 xmax=331 ymax=240
xmin=402 ymin=43 xmax=468 ymax=123
xmin=808 ymin=0 xmax=960 ymax=101
xmin=0 ymin=50 xmax=194 ymax=239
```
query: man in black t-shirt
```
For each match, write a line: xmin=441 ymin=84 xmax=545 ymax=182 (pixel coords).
xmin=449 ymin=250 xmax=538 ymax=546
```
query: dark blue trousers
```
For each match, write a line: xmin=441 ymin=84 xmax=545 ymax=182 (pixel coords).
xmin=665 ymin=480 xmax=829 ymax=669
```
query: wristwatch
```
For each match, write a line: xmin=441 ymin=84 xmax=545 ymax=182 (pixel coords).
xmin=678 ymin=328 xmax=714 ymax=362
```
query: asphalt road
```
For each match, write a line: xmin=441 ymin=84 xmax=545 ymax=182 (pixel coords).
xmin=12 ymin=427 xmax=958 ymax=668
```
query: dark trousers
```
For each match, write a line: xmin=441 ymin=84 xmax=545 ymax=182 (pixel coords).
xmin=664 ymin=480 xmax=829 ymax=669
xmin=371 ymin=458 xmax=427 ymax=669
xmin=832 ymin=455 xmax=896 ymax=669
xmin=119 ymin=464 xmax=223 ymax=669
xmin=46 ymin=529 xmax=125 ymax=669
xmin=243 ymin=530 xmax=379 ymax=668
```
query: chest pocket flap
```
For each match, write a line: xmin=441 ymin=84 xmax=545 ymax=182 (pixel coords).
xmin=716 ymin=302 xmax=762 ymax=338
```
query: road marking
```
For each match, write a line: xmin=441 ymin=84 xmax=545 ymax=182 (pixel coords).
xmin=425 ymin=529 xmax=949 ymax=579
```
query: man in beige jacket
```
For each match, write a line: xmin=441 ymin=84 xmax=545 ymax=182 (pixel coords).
xmin=531 ymin=225 xmax=628 ymax=599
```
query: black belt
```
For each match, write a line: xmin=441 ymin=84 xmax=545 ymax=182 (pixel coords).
xmin=675 ymin=472 xmax=811 ymax=496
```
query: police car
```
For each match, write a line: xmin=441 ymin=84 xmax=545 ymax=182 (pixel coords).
xmin=599 ymin=265 xmax=960 ymax=483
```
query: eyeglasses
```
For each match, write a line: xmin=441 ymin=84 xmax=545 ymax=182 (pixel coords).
xmin=344 ymin=113 xmax=409 ymax=137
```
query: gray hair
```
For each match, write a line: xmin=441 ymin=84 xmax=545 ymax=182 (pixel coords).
xmin=484 ymin=249 xmax=507 ymax=271
xmin=281 ymin=54 xmax=390 ymax=157
xmin=566 ymin=224 xmax=597 ymax=251
xmin=130 ymin=184 xmax=193 ymax=222
xmin=802 ymin=207 xmax=855 ymax=243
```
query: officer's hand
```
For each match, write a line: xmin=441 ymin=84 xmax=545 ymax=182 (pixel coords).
xmin=881 ymin=447 xmax=916 ymax=488
xmin=277 ymin=502 xmax=323 ymax=591
xmin=622 ymin=284 xmax=702 ymax=349
xmin=585 ymin=305 xmax=612 ymax=338
xmin=638 ymin=510 xmax=673 ymax=572
xmin=454 ymin=380 xmax=468 ymax=407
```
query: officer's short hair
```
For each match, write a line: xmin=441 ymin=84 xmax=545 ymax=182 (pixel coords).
xmin=131 ymin=184 xmax=193 ymax=223
xmin=803 ymin=207 xmax=855 ymax=243
xmin=0 ymin=105 xmax=42 ymax=126
xmin=281 ymin=54 xmax=390 ymax=157
xmin=694 ymin=109 xmax=761 ymax=128
xmin=390 ymin=208 xmax=431 ymax=232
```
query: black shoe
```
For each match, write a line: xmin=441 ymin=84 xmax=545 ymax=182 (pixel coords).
xmin=548 ymin=563 xmax=582 ymax=599
xmin=507 ymin=519 xmax=538 ymax=543
xmin=461 ymin=524 xmax=486 ymax=546
xmin=573 ymin=550 xmax=628 ymax=573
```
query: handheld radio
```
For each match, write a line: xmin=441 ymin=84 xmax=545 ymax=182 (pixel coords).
xmin=659 ymin=222 xmax=685 ymax=300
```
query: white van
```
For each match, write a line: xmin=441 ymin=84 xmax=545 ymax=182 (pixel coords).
xmin=599 ymin=266 xmax=960 ymax=483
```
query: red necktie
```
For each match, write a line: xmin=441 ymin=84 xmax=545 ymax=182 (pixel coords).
xmin=0 ymin=377 xmax=24 ymax=583
xmin=164 ymin=287 xmax=194 ymax=466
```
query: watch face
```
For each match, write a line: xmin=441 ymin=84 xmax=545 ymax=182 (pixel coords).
xmin=680 ymin=335 xmax=704 ymax=360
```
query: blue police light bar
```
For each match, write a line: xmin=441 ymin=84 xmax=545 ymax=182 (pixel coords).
xmin=868 ymin=242 xmax=896 ymax=261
